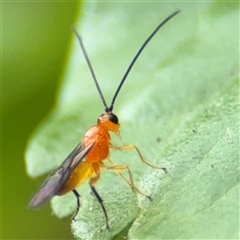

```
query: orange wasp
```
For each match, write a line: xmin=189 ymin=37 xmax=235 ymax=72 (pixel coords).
xmin=29 ymin=11 xmax=180 ymax=229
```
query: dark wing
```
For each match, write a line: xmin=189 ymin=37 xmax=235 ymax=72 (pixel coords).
xmin=28 ymin=141 xmax=94 ymax=209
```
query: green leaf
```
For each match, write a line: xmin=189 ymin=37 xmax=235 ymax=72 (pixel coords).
xmin=25 ymin=2 xmax=239 ymax=239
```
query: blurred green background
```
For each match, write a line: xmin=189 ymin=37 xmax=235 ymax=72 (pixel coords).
xmin=2 ymin=2 xmax=80 ymax=239
xmin=2 ymin=2 xmax=239 ymax=239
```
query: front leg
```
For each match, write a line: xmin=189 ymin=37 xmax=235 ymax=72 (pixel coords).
xmin=109 ymin=143 xmax=167 ymax=173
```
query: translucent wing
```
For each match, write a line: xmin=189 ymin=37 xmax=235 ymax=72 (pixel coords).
xmin=28 ymin=141 xmax=94 ymax=209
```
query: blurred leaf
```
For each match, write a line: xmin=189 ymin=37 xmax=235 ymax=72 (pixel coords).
xmin=25 ymin=2 xmax=239 ymax=239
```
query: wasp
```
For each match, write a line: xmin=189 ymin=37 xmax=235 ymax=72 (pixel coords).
xmin=29 ymin=11 xmax=180 ymax=229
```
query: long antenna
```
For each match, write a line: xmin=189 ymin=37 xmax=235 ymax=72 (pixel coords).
xmin=108 ymin=10 xmax=180 ymax=112
xmin=72 ymin=27 xmax=109 ymax=112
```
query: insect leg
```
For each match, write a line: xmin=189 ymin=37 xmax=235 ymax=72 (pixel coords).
xmin=109 ymin=143 xmax=167 ymax=173
xmin=72 ymin=189 xmax=81 ymax=220
xmin=102 ymin=160 xmax=152 ymax=200
xmin=90 ymin=164 xmax=109 ymax=229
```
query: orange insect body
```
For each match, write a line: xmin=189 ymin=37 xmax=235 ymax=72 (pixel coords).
xmin=28 ymin=11 xmax=180 ymax=229
xmin=58 ymin=113 xmax=119 ymax=195
xmin=83 ymin=113 xmax=119 ymax=163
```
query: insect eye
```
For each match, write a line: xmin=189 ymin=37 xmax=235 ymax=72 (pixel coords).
xmin=108 ymin=113 xmax=118 ymax=124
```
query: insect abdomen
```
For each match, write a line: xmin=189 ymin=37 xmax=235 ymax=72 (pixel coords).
xmin=57 ymin=161 xmax=95 ymax=195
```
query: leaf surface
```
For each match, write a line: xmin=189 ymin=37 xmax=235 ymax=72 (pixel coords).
xmin=25 ymin=2 xmax=239 ymax=239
